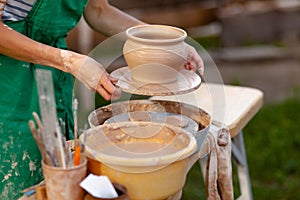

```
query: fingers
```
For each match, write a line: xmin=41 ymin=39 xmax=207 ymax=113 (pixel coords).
xmin=188 ymin=52 xmax=204 ymax=75
xmin=184 ymin=59 xmax=204 ymax=75
xmin=184 ymin=61 xmax=195 ymax=71
xmin=185 ymin=45 xmax=204 ymax=76
xmin=94 ymin=68 xmax=122 ymax=101
xmin=97 ymin=73 xmax=121 ymax=101
xmin=108 ymin=75 xmax=119 ymax=83
xmin=96 ymin=85 xmax=121 ymax=101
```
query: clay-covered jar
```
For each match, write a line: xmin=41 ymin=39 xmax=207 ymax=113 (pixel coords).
xmin=123 ymin=25 xmax=188 ymax=84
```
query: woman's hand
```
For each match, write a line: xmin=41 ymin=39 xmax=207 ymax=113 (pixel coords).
xmin=60 ymin=50 xmax=121 ymax=101
xmin=184 ymin=44 xmax=204 ymax=76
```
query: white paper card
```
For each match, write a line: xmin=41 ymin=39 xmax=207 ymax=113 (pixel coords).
xmin=80 ymin=174 xmax=118 ymax=198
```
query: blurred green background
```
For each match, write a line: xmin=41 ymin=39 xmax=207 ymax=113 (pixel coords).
xmin=182 ymin=95 xmax=300 ymax=199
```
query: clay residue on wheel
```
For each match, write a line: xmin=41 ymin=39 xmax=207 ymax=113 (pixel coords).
xmin=164 ymin=115 xmax=189 ymax=128
xmin=129 ymin=111 xmax=152 ymax=122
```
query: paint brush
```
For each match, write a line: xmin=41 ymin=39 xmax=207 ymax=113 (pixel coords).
xmin=28 ymin=120 xmax=52 ymax=165
xmin=55 ymin=122 xmax=67 ymax=168
xmin=72 ymin=98 xmax=81 ymax=166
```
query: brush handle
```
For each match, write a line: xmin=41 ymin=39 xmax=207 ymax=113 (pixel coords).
xmin=73 ymin=145 xmax=81 ymax=166
xmin=28 ymin=120 xmax=53 ymax=165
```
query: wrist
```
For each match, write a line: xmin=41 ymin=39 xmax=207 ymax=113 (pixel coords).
xmin=60 ymin=49 xmax=81 ymax=74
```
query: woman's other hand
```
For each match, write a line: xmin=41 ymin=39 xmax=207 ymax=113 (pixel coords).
xmin=184 ymin=44 xmax=204 ymax=76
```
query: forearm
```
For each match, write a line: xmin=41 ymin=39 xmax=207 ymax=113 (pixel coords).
xmin=0 ymin=22 xmax=119 ymax=100
xmin=0 ymin=22 xmax=66 ymax=71
xmin=83 ymin=0 xmax=145 ymax=36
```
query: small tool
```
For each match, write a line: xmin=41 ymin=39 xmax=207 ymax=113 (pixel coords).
xmin=73 ymin=98 xmax=81 ymax=166
xmin=28 ymin=118 xmax=52 ymax=165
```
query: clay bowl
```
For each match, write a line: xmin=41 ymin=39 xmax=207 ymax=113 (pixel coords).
xmin=88 ymin=100 xmax=211 ymax=152
xmin=123 ymin=25 xmax=187 ymax=84
xmin=81 ymin=121 xmax=197 ymax=200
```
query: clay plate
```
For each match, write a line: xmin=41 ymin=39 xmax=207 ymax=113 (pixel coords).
xmin=110 ymin=67 xmax=201 ymax=96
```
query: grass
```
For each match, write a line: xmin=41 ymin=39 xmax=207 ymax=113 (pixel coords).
xmin=182 ymin=96 xmax=300 ymax=199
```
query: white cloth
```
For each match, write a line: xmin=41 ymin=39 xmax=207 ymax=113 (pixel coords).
xmin=206 ymin=121 xmax=234 ymax=200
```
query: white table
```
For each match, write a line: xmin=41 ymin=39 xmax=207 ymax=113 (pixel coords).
xmin=152 ymin=83 xmax=264 ymax=200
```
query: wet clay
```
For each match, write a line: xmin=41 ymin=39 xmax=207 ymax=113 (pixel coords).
xmin=165 ymin=115 xmax=189 ymax=128
xmin=128 ymin=111 xmax=151 ymax=122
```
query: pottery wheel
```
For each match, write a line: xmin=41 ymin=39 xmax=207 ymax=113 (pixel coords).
xmin=104 ymin=111 xmax=198 ymax=134
xmin=110 ymin=67 xmax=201 ymax=96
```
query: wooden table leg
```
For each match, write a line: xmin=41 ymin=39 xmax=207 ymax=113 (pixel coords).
xmin=232 ymin=131 xmax=253 ymax=200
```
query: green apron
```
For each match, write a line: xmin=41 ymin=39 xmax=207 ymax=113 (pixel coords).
xmin=0 ymin=0 xmax=87 ymax=199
